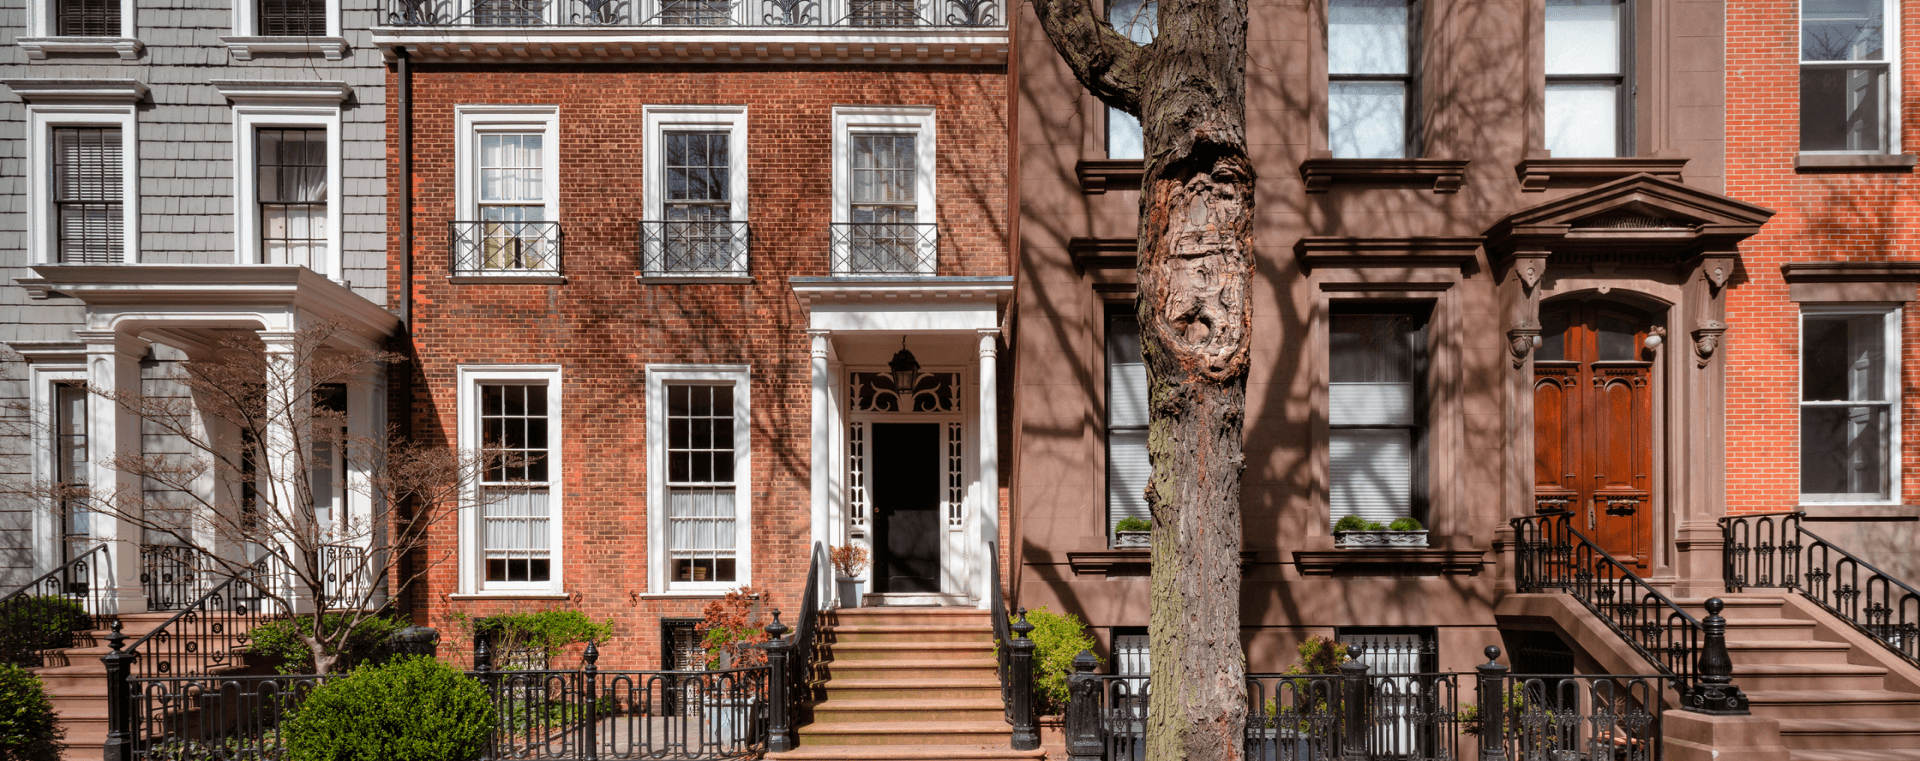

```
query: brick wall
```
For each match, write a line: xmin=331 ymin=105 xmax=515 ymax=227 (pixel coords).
xmin=388 ymin=64 xmax=1008 ymax=668
xmin=1723 ymin=0 xmax=1920 ymax=513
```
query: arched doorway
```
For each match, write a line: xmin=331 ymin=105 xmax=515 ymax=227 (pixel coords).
xmin=1534 ymin=299 xmax=1657 ymax=569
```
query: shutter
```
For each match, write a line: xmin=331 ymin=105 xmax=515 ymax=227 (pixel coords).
xmin=1329 ymin=428 xmax=1410 ymax=526
xmin=1329 ymin=382 xmax=1414 ymax=426
xmin=1107 ymin=429 xmax=1151 ymax=534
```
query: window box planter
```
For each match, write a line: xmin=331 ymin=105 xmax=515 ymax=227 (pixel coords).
xmin=1333 ymin=530 xmax=1428 ymax=549
xmin=836 ymin=577 xmax=865 ymax=608
xmin=1114 ymin=531 xmax=1150 ymax=549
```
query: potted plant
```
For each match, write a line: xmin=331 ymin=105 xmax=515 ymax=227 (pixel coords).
xmin=1332 ymin=515 xmax=1429 ymax=548
xmin=830 ymin=543 xmax=870 ymax=608
xmin=1113 ymin=516 xmax=1151 ymax=548
xmin=697 ymin=587 xmax=768 ymax=745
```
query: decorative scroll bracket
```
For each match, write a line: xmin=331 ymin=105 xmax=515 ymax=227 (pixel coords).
xmin=1508 ymin=321 xmax=1541 ymax=368
xmin=1700 ymin=253 xmax=1736 ymax=293
xmin=1512 ymin=251 xmax=1549 ymax=292
xmin=1693 ymin=320 xmax=1727 ymax=368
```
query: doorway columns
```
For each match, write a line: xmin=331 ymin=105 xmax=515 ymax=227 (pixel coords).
xmin=976 ymin=328 xmax=999 ymax=610
xmin=809 ymin=329 xmax=835 ymax=608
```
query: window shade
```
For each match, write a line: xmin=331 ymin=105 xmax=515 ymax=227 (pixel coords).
xmin=1330 ymin=428 xmax=1411 ymax=525
xmin=1108 ymin=430 xmax=1152 ymax=532
xmin=1108 ymin=313 xmax=1151 ymax=537
xmin=1329 ymin=382 xmax=1414 ymax=426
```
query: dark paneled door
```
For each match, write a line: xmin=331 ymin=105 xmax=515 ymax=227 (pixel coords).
xmin=1534 ymin=302 xmax=1655 ymax=569
xmin=871 ymin=423 xmax=942 ymax=594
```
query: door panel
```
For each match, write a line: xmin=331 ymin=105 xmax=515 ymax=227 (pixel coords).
xmin=871 ymin=423 xmax=942 ymax=594
xmin=1534 ymin=303 xmax=1655 ymax=569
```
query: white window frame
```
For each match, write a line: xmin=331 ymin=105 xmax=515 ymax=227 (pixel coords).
xmin=1798 ymin=304 xmax=1902 ymax=504
xmin=20 ymin=0 xmax=141 ymax=59
xmin=28 ymin=366 xmax=87 ymax=576
xmin=220 ymin=0 xmax=345 ymax=61
xmin=1798 ymin=0 xmax=1901 ymax=155
xmin=456 ymin=366 xmax=565 ymax=596
xmin=646 ymin=364 xmax=753 ymax=595
xmin=640 ymin=104 xmax=750 ymax=278
xmin=231 ymin=100 xmax=343 ymax=279
xmin=830 ymin=106 xmax=938 ymax=275
xmin=455 ymin=105 xmax=562 ymax=274
xmin=27 ymin=103 xmax=139 ymax=265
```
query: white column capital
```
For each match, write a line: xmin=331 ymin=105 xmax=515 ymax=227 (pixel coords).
xmin=976 ymin=328 xmax=1000 ymax=358
xmin=73 ymin=329 xmax=146 ymax=358
xmin=808 ymin=330 xmax=832 ymax=360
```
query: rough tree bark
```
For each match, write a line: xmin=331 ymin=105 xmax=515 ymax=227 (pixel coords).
xmin=1029 ymin=0 xmax=1254 ymax=758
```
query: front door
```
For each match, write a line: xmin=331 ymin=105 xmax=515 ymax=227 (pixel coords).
xmin=871 ymin=423 xmax=942 ymax=593
xmin=1533 ymin=302 xmax=1655 ymax=569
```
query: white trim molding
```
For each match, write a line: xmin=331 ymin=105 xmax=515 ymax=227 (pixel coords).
xmin=1798 ymin=304 xmax=1904 ymax=504
xmin=220 ymin=0 xmax=345 ymax=60
xmin=21 ymin=99 xmax=140 ymax=265
xmin=457 ymin=366 xmax=567 ymax=596
xmin=646 ymin=364 xmax=753 ymax=594
xmin=213 ymin=80 xmax=352 ymax=104
xmin=3 ymin=80 xmax=148 ymax=103
xmin=830 ymin=106 xmax=938 ymax=275
xmin=640 ymin=104 xmax=750 ymax=278
xmin=367 ymin=28 xmax=1008 ymax=64
xmin=222 ymin=86 xmax=346 ymax=279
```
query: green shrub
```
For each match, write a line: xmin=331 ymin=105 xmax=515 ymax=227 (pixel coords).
xmin=1285 ymin=635 xmax=1349 ymax=676
xmin=1387 ymin=517 xmax=1424 ymax=531
xmin=0 ymin=596 xmax=92 ymax=655
xmin=249 ymin=614 xmax=407 ymax=674
xmin=469 ymin=610 xmax=613 ymax=670
xmin=0 ymin=663 xmax=63 ymax=761
xmin=283 ymin=656 xmax=494 ymax=761
xmin=1113 ymin=517 xmax=1150 ymax=532
xmin=1332 ymin=516 xmax=1384 ymax=532
xmin=1009 ymin=607 xmax=1100 ymax=716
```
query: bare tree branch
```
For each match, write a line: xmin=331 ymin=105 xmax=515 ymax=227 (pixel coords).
xmin=1029 ymin=0 xmax=1150 ymax=114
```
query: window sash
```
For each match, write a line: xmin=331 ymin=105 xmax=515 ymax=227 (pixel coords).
xmin=850 ymin=134 xmax=917 ymax=207
xmin=665 ymin=382 xmax=740 ymax=584
xmin=1329 ymin=81 xmax=1408 ymax=159
xmin=665 ymin=131 xmax=731 ymax=207
xmin=1105 ymin=0 xmax=1157 ymax=159
xmin=1107 ymin=313 xmax=1152 ymax=538
xmin=53 ymin=127 xmax=123 ymax=265
xmin=56 ymin=0 xmax=118 ymax=36
xmin=258 ymin=129 xmax=328 ymax=268
xmin=1545 ymin=81 xmax=1623 ymax=158
xmin=483 ymin=487 xmax=552 ymax=582
xmin=479 ymin=133 xmax=546 ymax=205
xmin=1800 ymin=309 xmax=1897 ymax=501
xmin=1799 ymin=62 xmax=1888 ymax=152
xmin=259 ymin=0 xmax=326 ymax=35
xmin=1801 ymin=0 xmax=1884 ymax=63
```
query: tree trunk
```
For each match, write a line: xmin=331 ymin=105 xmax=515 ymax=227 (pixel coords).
xmin=1029 ymin=0 xmax=1254 ymax=757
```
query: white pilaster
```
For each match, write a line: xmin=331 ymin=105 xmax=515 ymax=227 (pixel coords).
xmin=258 ymin=329 xmax=314 ymax=613
xmin=345 ymin=363 xmax=387 ymax=608
xmin=976 ymin=328 xmax=999 ymax=610
xmin=76 ymin=329 xmax=147 ymax=614
xmin=808 ymin=330 xmax=833 ymax=609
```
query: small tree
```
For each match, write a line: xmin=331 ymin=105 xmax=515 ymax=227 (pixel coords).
xmin=4 ymin=323 xmax=498 ymax=675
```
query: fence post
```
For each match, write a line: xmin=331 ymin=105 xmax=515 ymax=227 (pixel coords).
xmin=1010 ymin=609 xmax=1040 ymax=750
xmin=1339 ymin=645 xmax=1370 ymax=761
xmin=1683 ymin=598 xmax=1751 ymax=715
xmin=100 ymin=621 xmax=134 ymax=761
xmin=1476 ymin=646 xmax=1508 ymax=761
xmin=1065 ymin=650 xmax=1104 ymax=761
xmin=763 ymin=610 xmax=794 ymax=752
xmin=583 ymin=641 xmax=600 ymax=761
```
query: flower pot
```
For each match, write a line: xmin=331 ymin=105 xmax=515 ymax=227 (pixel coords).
xmin=1114 ymin=531 xmax=1150 ymax=548
xmin=836 ymin=577 xmax=865 ymax=608
xmin=1334 ymin=530 xmax=1428 ymax=548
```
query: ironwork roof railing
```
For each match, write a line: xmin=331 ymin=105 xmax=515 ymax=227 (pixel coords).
xmin=387 ymin=0 xmax=999 ymax=28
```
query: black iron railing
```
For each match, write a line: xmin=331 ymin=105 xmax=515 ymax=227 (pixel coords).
xmin=385 ymin=0 xmax=999 ymax=26
xmin=1722 ymin=511 xmax=1920 ymax=668
xmin=0 ymin=543 xmax=113 ymax=667
xmin=761 ymin=541 xmax=822 ymax=752
xmin=126 ymin=554 xmax=282 ymax=678
xmin=129 ymin=672 xmax=328 ymax=761
xmin=1512 ymin=512 xmax=1748 ymax=715
xmin=990 ymin=539 xmax=1014 ymax=720
xmin=318 ymin=544 xmax=371 ymax=609
xmin=638 ymin=220 xmax=749 ymax=277
xmin=140 ymin=544 xmax=216 ymax=612
xmin=451 ymin=220 xmax=563 ymax=275
xmin=829 ymin=222 xmax=937 ymax=275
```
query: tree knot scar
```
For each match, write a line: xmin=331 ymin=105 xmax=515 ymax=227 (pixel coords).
xmin=1158 ymin=157 xmax=1253 ymax=383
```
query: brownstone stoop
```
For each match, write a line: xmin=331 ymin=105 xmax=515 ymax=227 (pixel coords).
xmin=767 ymin=607 xmax=1047 ymax=761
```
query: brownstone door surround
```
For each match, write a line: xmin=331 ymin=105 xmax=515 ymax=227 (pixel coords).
xmin=1534 ymin=300 xmax=1655 ymax=569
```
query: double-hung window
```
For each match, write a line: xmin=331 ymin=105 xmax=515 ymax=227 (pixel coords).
xmin=53 ymin=127 xmax=124 ymax=265
xmin=642 ymin=106 xmax=749 ymax=277
xmin=1328 ymin=308 xmax=1428 ymax=531
xmin=1106 ymin=310 xmax=1151 ymax=545
xmin=1801 ymin=0 xmax=1893 ymax=152
xmin=53 ymin=383 xmax=90 ymax=565
xmin=647 ymin=366 xmax=752 ymax=592
xmin=458 ymin=368 xmax=563 ymax=594
xmin=1106 ymin=0 xmax=1157 ymax=160
xmin=258 ymin=129 xmax=328 ymax=270
xmin=1801 ymin=307 xmax=1900 ymax=502
xmin=258 ymin=0 xmax=324 ymax=35
xmin=56 ymin=0 xmax=118 ymax=35
xmin=1328 ymin=0 xmax=1416 ymax=159
xmin=832 ymin=107 xmax=937 ymax=275
xmin=456 ymin=107 xmax=561 ymax=275
xmin=1545 ymin=0 xmax=1630 ymax=157
xmin=223 ymin=82 xmax=345 ymax=277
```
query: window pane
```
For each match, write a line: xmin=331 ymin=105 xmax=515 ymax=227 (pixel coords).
xmin=1803 ymin=313 xmax=1886 ymax=401
xmin=1801 ymin=406 xmax=1889 ymax=498
xmin=1107 ymin=0 xmax=1157 ymax=42
xmin=1107 ymin=429 xmax=1151 ymax=533
xmin=53 ymin=127 xmax=124 ymax=264
xmin=1109 ymin=107 xmax=1144 ymax=160
xmin=1596 ymin=315 xmax=1637 ymax=361
xmin=1330 ymin=429 xmax=1412 ymax=525
xmin=1329 ymin=0 xmax=1409 ymax=75
xmin=56 ymin=0 xmax=117 ymax=35
xmin=1799 ymin=65 xmax=1885 ymax=152
xmin=1544 ymin=83 xmax=1619 ymax=158
xmin=1107 ymin=314 xmax=1149 ymax=428
xmin=1536 ymin=310 xmax=1570 ymax=362
xmin=1545 ymin=0 xmax=1620 ymax=75
xmin=1329 ymin=82 xmax=1407 ymax=159
xmin=259 ymin=0 xmax=326 ymax=36
xmin=1802 ymin=0 xmax=1883 ymax=62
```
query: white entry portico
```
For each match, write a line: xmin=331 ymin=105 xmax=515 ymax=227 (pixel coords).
xmin=791 ymin=276 xmax=1011 ymax=610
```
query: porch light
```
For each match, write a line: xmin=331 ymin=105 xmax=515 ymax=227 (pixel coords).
xmin=889 ymin=340 xmax=922 ymax=392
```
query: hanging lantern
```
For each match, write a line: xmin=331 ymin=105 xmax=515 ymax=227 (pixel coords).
xmin=888 ymin=340 xmax=921 ymax=392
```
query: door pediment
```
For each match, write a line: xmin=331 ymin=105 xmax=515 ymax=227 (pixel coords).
xmin=1486 ymin=173 xmax=1776 ymax=263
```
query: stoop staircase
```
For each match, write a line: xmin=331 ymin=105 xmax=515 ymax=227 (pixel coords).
xmin=768 ymin=607 xmax=1046 ymax=761
xmin=1676 ymin=594 xmax=1920 ymax=761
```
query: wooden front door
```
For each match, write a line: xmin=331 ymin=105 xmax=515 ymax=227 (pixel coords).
xmin=1534 ymin=302 xmax=1655 ymax=569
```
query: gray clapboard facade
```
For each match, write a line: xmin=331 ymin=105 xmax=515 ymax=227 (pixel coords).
xmin=0 ymin=0 xmax=391 ymax=592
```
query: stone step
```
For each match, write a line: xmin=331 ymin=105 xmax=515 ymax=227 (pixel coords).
xmin=1747 ymin=689 xmax=1920 ymax=720
xmin=812 ymin=698 xmax=1005 ymax=724
xmin=827 ymin=625 xmax=993 ymax=644
xmin=1724 ymin=640 xmax=1857 ymax=666
xmin=795 ymin=720 xmax=1013 ymax=746
xmin=830 ymin=609 xmax=994 ymax=627
xmin=1715 ymin=618 xmax=1824 ymax=641
xmin=821 ymin=678 xmax=1002 ymax=701
xmin=1672 ymin=595 xmax=1790 ymax=620
xmin=824 ymin=658 xmax=999 ymax=681
xmin=768 ymin=744 xmax=1045 ymax=760
xmin=827 ymin=642 xmax=996 ymax=661
xmin=1778 ymin=719 xmax=1920 ymax=751
xmin=1790 ymin=750 xmax=1920 ymax=761
xmin=1727 ymin=663 xmax=1889 ymax=691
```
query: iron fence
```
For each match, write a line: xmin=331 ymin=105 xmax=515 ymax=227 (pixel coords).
xmin=0 ymin=543 xmax=113 ymax=667
xmin=451 ymin=220 xmax=563 ymax=276
xmin=1721 ymin=511 xmax=1920 ymax=668
xmin=829 ymin=221 xmax=937 ymax=275
xmin=385 ymin=0 xmax=999 ymax=26
xmin=1499 ymin=674 xmax=1660 ymax=761
xmin=127 ymin=554 xmax=280 ymax=678
xmin=638 ymin=220 xmax=750 ymax=277
xmin=140 ymin=544 xmax=217 ymax=612
xmin=318 ymin=544 xmax=371 ymax=609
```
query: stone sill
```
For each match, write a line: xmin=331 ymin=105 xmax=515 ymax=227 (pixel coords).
xmin=1293 ymin=236 xmax=1482 ymax=274
xmin=1076 ymin=159 xmax=1143 ymax=194
xmin=636 ymin=275 xmax=755 ymax=284
xmin=1797 ymin=504 xmax=1920 ymax=521
xmin=1300 ymin=158 xmax=1469 ymax=193
xmin=1794 ymin=152 xmax=1917 ymax=171
xmin=219 ymin=36 xmax=349 ymax=61
xmin=446 ymin=592 xmax=572 ymax=600
xmin=1291 ymin=548 xmax=1488 ymax=576
xmin=18 ymin=36 xmax=144 ymax=60
xmin=1515 ymin=157 xmax=1689 ymax=191
xmin=1067 ymin=549 xmax=1256 ymax=577
xmin=448 ymin=274 xmax=567 ymax=284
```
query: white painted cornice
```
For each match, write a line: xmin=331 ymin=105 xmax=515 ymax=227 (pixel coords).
xmin=212 ymin=79 xmax=353 ymax=104
xmin=370 ymin=26 xmax=1006 ymax=64
xmin=21 ymin=264 xmax=400 ymax=339
xmin=2 ymin=78 xmax=148 ymax=103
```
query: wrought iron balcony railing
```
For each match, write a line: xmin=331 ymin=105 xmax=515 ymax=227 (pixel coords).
xmin=386 ymin=0 xmax=999 ymax=27
xmin=829 ymin=221 xmax=937 ymax=275
xmin=450 ymin=220 xmax=563 ymax=276
xmin=638 ymin=219 xmax=750 ymax=277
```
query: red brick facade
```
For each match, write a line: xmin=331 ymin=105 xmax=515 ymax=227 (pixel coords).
xmin=386 ymin=65 xmax=1009 ymax=668
xmin=1724 ymin=0 xmax=1920 ymax=513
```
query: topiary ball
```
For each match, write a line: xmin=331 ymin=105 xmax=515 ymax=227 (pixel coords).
xmin=284 ymin=655 xmax=495 ymax=761
xmin=0 ymin=663 xmax=64 ymax=761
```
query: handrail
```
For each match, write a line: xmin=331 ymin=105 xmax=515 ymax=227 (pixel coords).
xmin=989 ymin=539 xmax=1015 ymax=725
xmin=791 ymin=542 xmax=823 ymax=715
xmin=126 ymin=553 xmax=282 ymax=677
xmin=1721 ymin=511 xmax=1920 ymax=668
xmin=0 ymin=543 xmax=113 ymax=667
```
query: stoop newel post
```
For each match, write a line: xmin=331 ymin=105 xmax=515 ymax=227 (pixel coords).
xmin=1340 ymin=645 xmax=1370 ymax=761
xmin=100 ymin=621 xmax=134 ymax=761
xmin=763 ymin=610 xmax=795 ymax=752
xmin=1065 ymin=650 xmax=1104 ymax=761
xmin=1683 ymin=598 xmax=1751 ymax=715
xmin=1009 ymin=608 xmax=1040 ymax=750
xmin=1476 ymin=646 xmax=1509 ymax=761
